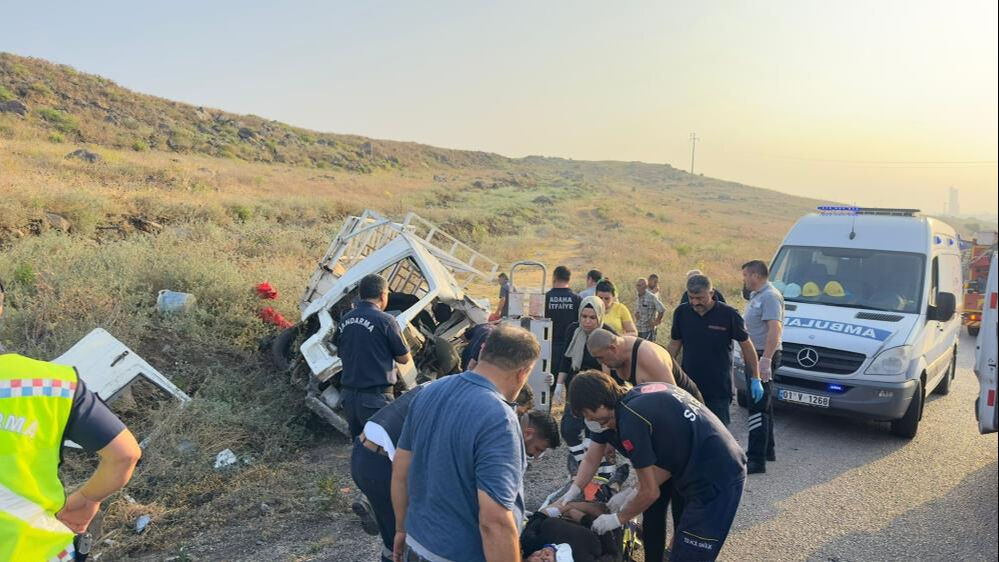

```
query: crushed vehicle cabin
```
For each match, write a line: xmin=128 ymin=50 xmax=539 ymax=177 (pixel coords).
xmin=267 ymin=210 xmax=553 ymax=436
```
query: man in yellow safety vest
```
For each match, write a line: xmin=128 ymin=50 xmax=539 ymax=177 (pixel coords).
xmin=0 ymin=279 xmax=142 ymax=561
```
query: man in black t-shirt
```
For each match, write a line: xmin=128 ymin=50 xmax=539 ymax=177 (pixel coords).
xmin=544 ymin=266 xmax=581 ymax=376
xmin=667 ymin=274 xmax=762 ymax=425
xmin=564 ymin=372 xmax=747 ymax=562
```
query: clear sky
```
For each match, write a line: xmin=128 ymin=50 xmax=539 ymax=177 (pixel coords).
xmin=3 ymin=1 xmax=997 ymax=216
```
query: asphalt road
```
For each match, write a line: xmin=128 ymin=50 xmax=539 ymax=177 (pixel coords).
xmin=721 ymin=331 xmax=998 ymax=561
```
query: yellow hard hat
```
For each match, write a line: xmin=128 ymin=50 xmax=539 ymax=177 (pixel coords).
xmin=824 ymin=281 xmax=846 ymax=297
xmin=802 ymin=282 xmax=821 ymax=297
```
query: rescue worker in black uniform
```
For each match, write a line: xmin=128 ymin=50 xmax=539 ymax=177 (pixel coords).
xmin=544 ymin=265 xmax=581 ymax=378
xmin=350 ymin=381 xmax=559 ymax=562
xmin=562 ymin=371 xmax=746 ymax=562
xmin=339 ymin=274 xmax=412 ymax=439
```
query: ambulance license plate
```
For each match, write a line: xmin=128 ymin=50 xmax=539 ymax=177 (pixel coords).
xmin=778 ymin=389 xmax=830 ymax=408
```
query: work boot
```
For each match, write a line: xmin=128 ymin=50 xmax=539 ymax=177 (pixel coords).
xmin=747 ymin=460 xmax=766 ymax=474
xmin=351 ymin=496 xmax=379 ymax=536
xmin=767 ymin=450 xmax=777 ymax=462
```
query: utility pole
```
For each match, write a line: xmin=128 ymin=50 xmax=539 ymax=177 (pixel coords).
xmin=689 ymin=132 xmax=699 ymax=175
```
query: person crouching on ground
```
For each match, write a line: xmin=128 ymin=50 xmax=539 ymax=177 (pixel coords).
xmin=565 ymin=371 xmax=747 ymax=562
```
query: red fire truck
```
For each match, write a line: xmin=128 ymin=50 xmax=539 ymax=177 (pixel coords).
xmin=963 ymin=231 xmax=998 ymax=336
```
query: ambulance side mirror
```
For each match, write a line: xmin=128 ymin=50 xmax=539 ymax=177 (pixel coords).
xmin=928 ymin=292 xmax=956 ymax=322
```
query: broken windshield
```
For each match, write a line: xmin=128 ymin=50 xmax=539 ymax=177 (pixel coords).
xmin=770 ymin=246 xmax=925 ymax=314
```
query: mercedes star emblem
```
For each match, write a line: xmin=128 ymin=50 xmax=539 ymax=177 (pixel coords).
xmin=797 ymin=347 xmax=820 ymax=368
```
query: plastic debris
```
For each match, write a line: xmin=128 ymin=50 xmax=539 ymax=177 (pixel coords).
xmin=156 ymin=290 xmax=197 ymax=314
xmin=135 ymin=514 xmax=151 ymax=534
xmin=214 ymin=448 xmax=238 ymax=469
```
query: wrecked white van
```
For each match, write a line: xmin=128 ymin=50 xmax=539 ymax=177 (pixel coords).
xmin=267 ymin=211 xmax=502 ymax=436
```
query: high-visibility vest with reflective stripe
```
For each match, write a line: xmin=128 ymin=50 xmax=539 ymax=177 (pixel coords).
xmin=0 ymin=354 xmax=78 ymax=562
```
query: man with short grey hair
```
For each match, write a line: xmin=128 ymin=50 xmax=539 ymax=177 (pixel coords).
xmin=741 ymin=260 xmax=784 ymax=474
xmin=679 ymin=269 xmax=727 ymax=306
xmin=667 ymin=274 xmax=762 ymax=425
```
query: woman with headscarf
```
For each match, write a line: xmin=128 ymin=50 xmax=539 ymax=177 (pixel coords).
xmin=595 ymin=279 xmax=637 ymax=336
xmin=553 ymin=296 xmax=620 ymax=476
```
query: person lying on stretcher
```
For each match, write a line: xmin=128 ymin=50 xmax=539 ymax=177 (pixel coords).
xmin=522 ymin=497 xmax=634 ymax=562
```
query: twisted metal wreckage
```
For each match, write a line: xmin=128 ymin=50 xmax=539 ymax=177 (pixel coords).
xmin=266 ymin=210 xmax=554 ymax=436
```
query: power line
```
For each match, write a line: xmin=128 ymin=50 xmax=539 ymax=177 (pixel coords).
xmin=759 ymin=155 xmax=997 ymax=166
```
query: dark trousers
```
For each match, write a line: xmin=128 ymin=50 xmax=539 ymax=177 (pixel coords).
xmin=551 ymin=341 xmax=567 ymax=375
xmin=350 ymin=439 xmax=395 ymax=562
xmin=669 ymin=478 xmax=745 ymax=561
xmin=705 ymin=396 xmax=732 ymax=426
xmin=638 ymin=329 xmax=657 ymax=342
xmin=341 ymin=387 xmax=393 ymax=439
xmin=743 ymin=350 xmax=779 ymax=463
xmin=643 ymin=481 xmax=685 ymax=562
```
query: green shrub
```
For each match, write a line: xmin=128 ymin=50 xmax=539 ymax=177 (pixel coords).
xmin=36 ymin=107 xmax=78 ymax=134
xmin=132 ymin=139 xmax=148 ymax=152
xmin=27 ymin=81 xmax=53 ymax=97
xmin=0 ymin=84 xmax=15 ymax=102
xmin=13 ymin=263 xmax=35 ymax=286
xmin=43 ymin=191 xmax=112 ymax=237
xmin=230 ymin=204 xmax=253 ymax=222
xmin=48 ymin=133 xmax=64 ymax=143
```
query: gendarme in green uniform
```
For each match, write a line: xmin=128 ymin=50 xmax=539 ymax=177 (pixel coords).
xmin=0 ymin=353 xmax=78 ymax=562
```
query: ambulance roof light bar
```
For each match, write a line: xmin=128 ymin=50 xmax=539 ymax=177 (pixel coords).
xmin=817 ymin=206 xmax=920 ymax=217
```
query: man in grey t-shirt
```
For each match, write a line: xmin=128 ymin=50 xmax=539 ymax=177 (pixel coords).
xmin=391 ymin=326 xmax=541 ymax=562
xmin=741 ymin=260 xmax=784 ymax=475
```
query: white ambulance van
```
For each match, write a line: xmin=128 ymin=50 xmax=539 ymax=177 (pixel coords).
xmin=736 ymin=207 xmax=961 ymax=438
xmin=973 ymin=252 xmax=997 ymax=434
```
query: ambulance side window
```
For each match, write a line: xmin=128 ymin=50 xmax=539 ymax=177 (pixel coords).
xmin=928 ymin=257 xmax=939 ymax=307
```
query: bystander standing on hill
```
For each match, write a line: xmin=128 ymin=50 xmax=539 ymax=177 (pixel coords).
xmin=578 ymin=270 xmax=603 ymax=299
xmin=647 ymin=273 xmax=661 ymax=296
xmin=490 ymin=272 xmax=513 ymax=321
xmin=634 ymin=277 xmax=666 ymax=341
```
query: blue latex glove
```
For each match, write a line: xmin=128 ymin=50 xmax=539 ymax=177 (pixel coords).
xmin=751 ymin=378 xmax=765 ymax=402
